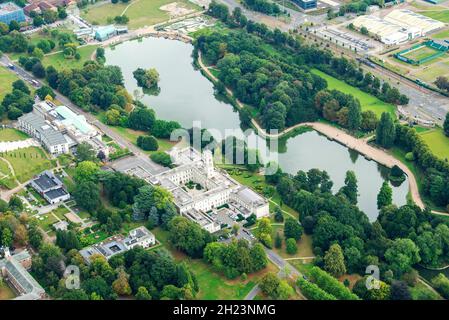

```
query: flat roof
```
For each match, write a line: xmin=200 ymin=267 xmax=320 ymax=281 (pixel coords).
xmin=44 ymin=187 xmax=68 ymax=200
xmin=0 ymin=2 xmax=22 ymax=14
xmin=33 ymin=173 xmax=58 ymax=191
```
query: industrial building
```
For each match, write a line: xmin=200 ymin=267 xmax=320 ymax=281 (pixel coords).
xmin=0 ymin=2 xmax=26 ymax=25
xmin=352 ymin=10 xmax=444 ymax=45
xmin=384 ymin=9 xmax=445 ymax=36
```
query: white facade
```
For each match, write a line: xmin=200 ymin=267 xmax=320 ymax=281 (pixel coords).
xmin=144 ymin=147 xmax=269 ymax=233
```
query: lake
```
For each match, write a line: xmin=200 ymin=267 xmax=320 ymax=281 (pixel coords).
xmin=105 ymin=36 xmax=408 ymax=221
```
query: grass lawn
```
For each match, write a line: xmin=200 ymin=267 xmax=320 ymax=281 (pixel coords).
xmin=0 ymin=146 xmax=54 ymax=183
xmin=0 ymin=128 xmax=29 ymax=142
xmin=190 ymin=258 xmax=278 ymax=300
xmin=52 ymin=206 xmax=70 ymax=220
xmin=81 ymin=0 xmax=201 ymax=30
xmin=0 ymin=282 xmax=16 ymax=300
xmin=41 ymin=45 xmax=98 ymax=71
xmin=311 ymin=69 xmax=396 ymax=119
xmin=419 ymin=10 xmax=449 ymax=23
xmin=419 ymin=128 xmax=449 ymax=161
xmin=151 ymin=227 xmax=279 ymax=300
xmin=0 ymin=66 xmax=22 ymax=101
xmin=110 ymin=125 xmax=175 ymax=154
xmin=0 ymin=159 xmax=17 ymax=189
xmin=34 ymin=213 xmax=59 ymax=232
xmin=410 ymin=281 xmax=443 ymax=300
xmin=431 ymin=28 xmax=449 ymax=40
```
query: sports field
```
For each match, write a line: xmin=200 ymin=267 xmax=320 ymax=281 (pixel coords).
xmin=419 ymin=128 xmax=449 ymax=161
xmin=311 ymin=69 xmax=396 ymax=119
xmin=80 ymin=0 xmax=200 ymax=30
xmin=402 ymin=45 xmax=440 ymax=62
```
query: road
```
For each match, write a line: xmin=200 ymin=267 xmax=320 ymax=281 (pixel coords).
xmin=0 ymin=55 xmax=163 ymax=172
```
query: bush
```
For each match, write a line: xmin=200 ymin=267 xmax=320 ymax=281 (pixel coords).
xmin=405 ymin=152 xmax=415 ymax=161
xmin=285 ymin=238 xmax=297 ymax=254
xmin=137 ymin=135 xmax=158 ymax=151
xmin=297 ymin=278 xmax=336 ymax=300
xmin=150 ymin=151 xmax=172 ymax=167
xmin=309 ymin=267 xmax=360 ymax=300
xmin=431 ymin=274 xmax=449 ymax=299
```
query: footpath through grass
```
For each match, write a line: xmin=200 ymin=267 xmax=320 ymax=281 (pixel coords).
xmin=311 ymin=69 xmax=396 ymax=119
xmin=42 ymin=45 xmax=98 ymax=71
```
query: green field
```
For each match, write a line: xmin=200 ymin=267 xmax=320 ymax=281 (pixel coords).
xmin=419 ymin=128 xmax=449 ymax=161
xmin=0 ymin=67 xmax=21 ymax=101
xmin=431 ymin=28 xmax=449 ymax=40
xmin=311 ymin=69 xmax=396 ymax=119
xmin=0 ymin=146 xmax=54 ymax=183
xmin=419 ymin=10 xmax=449 ymax=23
xmin=0 ymin=282 xmax=16 ymax=300
xmin=0 ymin=128 xmax=29 ymax=142
xmin=41 ymin=45 xmax=98 ymax=71
xmin=81 ymin=0 xmax=200 ymax=30
xmin=402 ymin=46 xmax=440 ymax=62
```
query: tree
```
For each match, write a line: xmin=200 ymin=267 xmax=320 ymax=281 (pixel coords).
xmin=339 ymin=171 xmax=358 ymax=204
xmin=36 ymin=85 xmax=55 ymax=100
xmin=323 ymin=244 xmax=346 ymax=277
xmin=431 ymin=274 xmax=449 ymax=299
xmin=283 ymin=217 xmax=302 ymax=241
xmin=273 ymin=206 xmax=284 ymax=222
xmin=274 ymin=232 xmax=282 ymax=249
xmin=168 ymin=216 xmax=212 ymax=258
xmin=377 ymin=181 xmax=392 ymax=209
xmin=133 ymin=68 xmax=159 ymax=89
xmin=128 ymin=107 xmax=155 ymax=131
xmin=255 ymin=217 xmax=272 ymax=247
xmin=112 ymin=269 xmax=132 ymax=296
xmin=135 ymin=286 xmax=151 ymax=300
xmin=32 ymin=62 xmax=46 ymax=78
xmin=1 ymin=228 xmax=13 ymax=247
xmin=76 ymin=142 xmax=97 ymax=162
xmin=444 ymin=112 xmax=449 ymax=137
xmin=137 ymin=135 xmax=158 ymax=151
xmin=74 ymin=161 xmax=99 ymax=183
xmin=12 ymin=80 xmax=30 ymax=95
xmin=259 ymin=272 xmax=280 ymax=298
xmin=376 ymin=112 xmax=395 ymax=149
xmin=385 ymin=238 xmax=420 ymax=277
xmin=390 ymin=281 xmax=412 ymax=300
xmin=150 ymin=152 xmax=172 ymax=167
xmin=285 ymin=238 xmax=297 ymax=255
xmin=73 ymin=181 xmax=100 ymax=212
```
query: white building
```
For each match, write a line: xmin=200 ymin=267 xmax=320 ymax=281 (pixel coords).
xmin=136 ymin=147 xmax=270 ymax=233
xmin=384 ymin=9 xmax=445 ymax=36
xmin=17 ymin=112 xmax=69 ymax=155
xmin=123 ymin=226 xmax=156 ymax=249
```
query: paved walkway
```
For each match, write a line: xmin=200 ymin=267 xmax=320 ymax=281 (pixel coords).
xmin=0 ymin=138 xmax=40 ymax=152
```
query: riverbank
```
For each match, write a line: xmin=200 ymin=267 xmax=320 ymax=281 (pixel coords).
xmin=196 ymin=50 xmax=435 ymax=213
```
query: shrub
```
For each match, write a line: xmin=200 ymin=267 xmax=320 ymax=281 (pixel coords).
xmin=285 ymin=238 xmax=297 ymax=254
xmin=297 ymin=278 xmax=336 ymax=300
xmin=309 ymin=267 xmax=360 ymax=300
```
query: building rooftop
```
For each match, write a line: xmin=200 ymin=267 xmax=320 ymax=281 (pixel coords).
xmin=19 ymin=112 xmax=67 ymax=146
xmin=32 ymin=170 xmax=63 ymax=192
xmin=54 ymin=105 xmax=96 ymax=135
xmin=0 ymin=2 xmax=22 ymax=14
xmin=44 ymin=187 xmax=68 ymax=200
